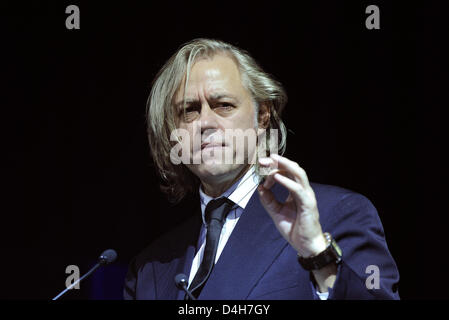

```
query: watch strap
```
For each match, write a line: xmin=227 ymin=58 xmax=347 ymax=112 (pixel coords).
xmin=297 ymin=232 xmax=342 ymax=271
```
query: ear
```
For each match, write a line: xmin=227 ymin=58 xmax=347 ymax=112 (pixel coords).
xmin=257 ymin=103 xmax=271 ymax=129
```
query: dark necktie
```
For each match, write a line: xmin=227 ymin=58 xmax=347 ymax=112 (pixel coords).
xmin=188 ymin=197 xmax=234 ymax=299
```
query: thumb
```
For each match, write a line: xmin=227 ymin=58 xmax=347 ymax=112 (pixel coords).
xmin=258 ymin=185 xmax=282 ymax=216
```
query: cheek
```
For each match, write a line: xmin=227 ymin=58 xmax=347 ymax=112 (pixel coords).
xmin=177 ymin=125 xmax=204 ymax=155
xmin=239 ymin=104 xmax=258 ymax=128
xmin=227 ymin=108 xmax=257 ymax=129
xmin=232 ymin=116 xmax=257 ymax=131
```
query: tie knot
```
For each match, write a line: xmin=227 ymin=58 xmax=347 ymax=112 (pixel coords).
xmin=205 ymin=197 xmax=234 ymax=225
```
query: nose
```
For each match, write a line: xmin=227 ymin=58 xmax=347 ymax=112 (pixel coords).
xmin=198 ymin=102 xmax=219 ymax=134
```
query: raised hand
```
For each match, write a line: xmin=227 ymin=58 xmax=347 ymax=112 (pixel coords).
xmin=258 ymin=154 xmax=327 ymax=258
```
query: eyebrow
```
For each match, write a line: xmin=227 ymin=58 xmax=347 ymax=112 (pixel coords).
xmin=174 ymin=93 xmax=239 ymax=109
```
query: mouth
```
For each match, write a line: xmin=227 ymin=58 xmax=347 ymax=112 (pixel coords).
xmin=201 ymin=142 xmax=226 ymax=150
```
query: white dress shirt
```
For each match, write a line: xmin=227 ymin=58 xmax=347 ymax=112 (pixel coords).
xmin=188 ymin=166 xmax=329 ymax=300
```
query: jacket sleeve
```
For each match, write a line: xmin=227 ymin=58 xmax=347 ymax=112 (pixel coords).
xmin=320 ymin=192 xmax=400 ymax=299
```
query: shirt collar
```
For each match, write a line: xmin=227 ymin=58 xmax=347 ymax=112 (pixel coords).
xmin=198 ymin=166 xmax=260 ymax=223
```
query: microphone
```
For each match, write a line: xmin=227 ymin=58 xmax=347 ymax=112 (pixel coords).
xmin=98 ymin=249 xmax=117 ymax=265
xmin=52 ymin=249 xmax=118 ymax=300
xmin=174 ymin=273 xmax=196 ymax=300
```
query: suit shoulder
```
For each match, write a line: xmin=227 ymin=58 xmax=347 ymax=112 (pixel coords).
xmin=132 ymin=214 xmax=200 ymax=267
xmin=310 ymin=182 xmax=381 ymax=227
xmin=311 ymin=182 xmax=376 ymax=213
xmin=311 ymin=182 xmax=360 ymax=200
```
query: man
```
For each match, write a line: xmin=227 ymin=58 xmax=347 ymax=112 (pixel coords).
xmin=123 ymin=38 xmax=400 ymax=299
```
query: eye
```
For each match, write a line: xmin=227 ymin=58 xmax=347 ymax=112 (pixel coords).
xmin=181 ymin=103 xmax=200 ymax=114
xmin=185 ymin=106 xmax=197 ymax=113
xmin=216 ymin=102 xmax=234 ymax=110
xmin=179 ymin=104 xmax=200 ymax=122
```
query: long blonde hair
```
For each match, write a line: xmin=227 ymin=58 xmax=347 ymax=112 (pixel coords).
xmin=146 ymin=38 xmax=288 ymax=202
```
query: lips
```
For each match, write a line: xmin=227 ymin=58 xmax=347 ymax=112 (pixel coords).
xmin=201 ymin=142 xmax=226 ymax=150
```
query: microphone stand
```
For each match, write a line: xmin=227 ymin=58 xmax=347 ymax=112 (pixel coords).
xmin=52 ymin=262 xmax=102 ymax=300
xmin=52 ymin=249 xmax=117 ymax=300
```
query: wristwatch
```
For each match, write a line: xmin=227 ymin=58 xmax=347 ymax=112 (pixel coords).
xmin=297 ymin=232 xmax=342 ymax=271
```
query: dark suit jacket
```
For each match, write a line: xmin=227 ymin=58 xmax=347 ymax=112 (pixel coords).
xmin=123 ymin=182 xmax=400 ymax=299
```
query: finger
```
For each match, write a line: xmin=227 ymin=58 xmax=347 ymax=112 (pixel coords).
xmin=273 ymin=172 xmax=313 ymax=206
xmin=258 ymin=157 xmax=279 ymax=189
xmin=258 ymin=184 xmax=282 ymax=215
xmin=263 ymin=174 xmax=274 ymax=189
xmin=263 ymin=169 xmax=283 ymax=189
xmin=258 ymin=157 xmax=273 ymax=167
xmin=270 ymin=154 xmax=310 ymax=187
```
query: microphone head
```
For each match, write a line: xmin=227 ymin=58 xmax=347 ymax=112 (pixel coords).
xmin=174 ymin=273 xmax=188 ymax=289
xmin=98 ymin=249 xmax=117 ymax=265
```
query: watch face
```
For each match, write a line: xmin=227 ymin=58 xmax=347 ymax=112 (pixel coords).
xmin=332 ymin=241 xmax=343 ymax=257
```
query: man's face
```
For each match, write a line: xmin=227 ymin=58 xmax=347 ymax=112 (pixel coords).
xmin=174 ymin=54 xmax=258 ymax=186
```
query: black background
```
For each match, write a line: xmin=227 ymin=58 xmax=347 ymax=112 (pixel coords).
xmin=1 ymin=1 xmax=447 ymax=300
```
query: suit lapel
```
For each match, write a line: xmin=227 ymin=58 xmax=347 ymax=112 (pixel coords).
xmin=199 ymin=184 xmax=289 ymax=299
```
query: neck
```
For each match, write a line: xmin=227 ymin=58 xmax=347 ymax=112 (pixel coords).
xmin=201 ymin=165 xmax=252 ymax=198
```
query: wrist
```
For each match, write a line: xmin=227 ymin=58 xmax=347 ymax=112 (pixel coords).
xmin=297 ymin=233 xmax=328 ymax=258
xmin=297 ymin=232 xmax=343 ymax=271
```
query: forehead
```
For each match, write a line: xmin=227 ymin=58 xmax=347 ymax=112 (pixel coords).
xmin=175 ymin=54 xmax=248 ymax=101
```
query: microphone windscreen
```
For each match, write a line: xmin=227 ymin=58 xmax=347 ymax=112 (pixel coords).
xmin=99 ymin=249 xmax=118 ymax=265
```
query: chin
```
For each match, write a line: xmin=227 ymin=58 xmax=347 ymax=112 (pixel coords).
xmin=200 ymin=163 xmax=236 ymax=177
xmin=189 ymin=163 xmax=243 ymax=182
